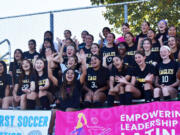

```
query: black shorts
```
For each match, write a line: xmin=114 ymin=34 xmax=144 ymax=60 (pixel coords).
xmin=135 ymin=83 xmax=144 ymax=99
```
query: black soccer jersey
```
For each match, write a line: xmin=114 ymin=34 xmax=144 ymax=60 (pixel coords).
xmin=38 ymin=73 xmax=48 ymax=88
xmin=132 ymin=64 xmax=156 ymax=86
xmin=172 ymin=50 xmax=179 ymax=62
xmin=83 ymin=47 xmax=92 ymax=64
xmin=151 ymin=41 xmax=161 ymax=55
xmin=0 ymin=74 xmax=11 ymax=98
xmin=58 ymin=80 xmax=82 ymax=109
xmin=100 ymin=46 xmax=118 ymax=65
xmin=110 ymin=66 xmax=130 ymax=77
xmin=9 ymin=62 xmax=22 ymax=81
xmin=86 ymin=67 xmax=109 ymax=91
xmin=15 ymin=74 xmax=36 ymax=96
xmin=23 ymin=51 xmax=39 ymax=63
xmin=145 ymin=52 xmax=161 ymax=65
xmin=156 ymin=60 xmax=178 ymax=85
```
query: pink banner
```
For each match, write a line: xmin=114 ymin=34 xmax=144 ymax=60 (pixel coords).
xmin=55 ymin=101 xmax=180 ymax=135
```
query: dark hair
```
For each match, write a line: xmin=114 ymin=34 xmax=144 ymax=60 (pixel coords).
xmin=113 ymin=55 xmax=127 ymax=71
xmin=103 ymin=27 xmax=111 ymax=33
xmin=148 ymin=29 xmax=156 ymax=34
xmin=142 ymin=21 xmax=150 ymax=27
xmin=44 ymin=31 xmax=53 ymax=40
xmin=40 ymin=38 xmax=56 ymax=58
xmin=81 ymin=30 xmax=89 ymax=35
xmin=117 ymin=42 xmax=127 ymax=50
xmin=108 ymin=33 xmax=116 ymax=39
xmin=124 ymin=32 xmax=135 ymax=44
xmin=86 ymin=34 xmax=94 ymax=41
xmin=66 ymin=38 xmax=76 ymax=48
xmin=135 ymin=50 xmax=145 ymax=57
xmin=122 ymin=23 xmax=130 ymax=28
xmin=35 ymin=58 xmax=47 ymax=75
xmin=142 ymin=38 xmax=153 ymax=49
xmin=92 ymin=43 xmax=99 ymax=48
xmin=90 ymin=56 xmax=108 ymax=87
xmin=13 ymin=49 xmax=23 ymax=78
xmin=124 ymin=32 xmax=134 ymax=38
xmin=64 ymin=30 xmax=72 ymax=35
xmin=60 ymin=68 xmax=76 ymax=99
xmin=14 ymin=49 xmax=23 ymax=62
xmin=28 ymin=39 xmax=36 ymax=49
xmin=168 ymin=25 xmax=177 ymax=31
xmin=19 ymin=59 xmax=36 ymax=89
xmin=0 ymin=61 xmax=7 ymax=75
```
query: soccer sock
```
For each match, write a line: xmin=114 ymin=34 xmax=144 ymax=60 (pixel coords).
xmin=125 ymin=92 xmax=132 ymax=105
xmin=164 ymin=96 xmax=171 ymax=101
xmin=154 ymin=97 xmax=160 ymax=101
xmin=107 ymin=95 xmax=115 ymax=107
xmin=144 ymin=90 xmax=153 ymax=102
xmin=39 ymin=96 xmax=50 ymax=110
xmin=119 ymin=94 xmax=126 ymax=105
xmin=26 ymin=99 xmax=36 ymax=110
xmin=93 ymin=102 xmax=103 ymax=108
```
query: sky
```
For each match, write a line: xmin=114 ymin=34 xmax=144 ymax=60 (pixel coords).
xmin=0 ymin=0 xmax=116 ymax=61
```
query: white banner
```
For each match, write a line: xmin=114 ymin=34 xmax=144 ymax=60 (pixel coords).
xmin=0 ymin=110 xmax=51 ymax=135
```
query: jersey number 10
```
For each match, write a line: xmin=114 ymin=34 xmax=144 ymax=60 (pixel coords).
xmin=162 ymin=76 xmax=169 ymax=83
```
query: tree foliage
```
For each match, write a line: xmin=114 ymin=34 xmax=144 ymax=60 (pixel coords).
xmin=90 ymin=0 xmax=180 ymax=35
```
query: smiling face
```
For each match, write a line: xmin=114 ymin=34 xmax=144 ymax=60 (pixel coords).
xmin=113 ymin=57 xmax=123 ymax=69
xmin=147 ymin=30 xmax=156 ymax=40
xmin=65 ymin=69 xmax=75 ymax=82
xmin=158 ymin=21 xmax=167 ymax=32
xmin=125 ymin=33 xmax=133 ymax=45
xmin=91 ymin=44 xmax=99 ymax=55
xmin=103 ymin=28 xmax=110 ymax=38
xmin=141 ymin=22 xmax=149 ymax=34
xmin=168 ymin=26 xmax=176 ymax=36
xmin=122 ymin=25 xmax=130 ymax=35
xmin=168 ymin=37 xmax=176 ymax=49
xmin=66 ymin=46 xmax=75 ymax=57
xmin=135 ymin=53 xmax=146 ymax=66
xmin=107 ymin=33 xmax=115 ymax=44
xmin=85 ymin=35 xmax=93 ymax=46
xmin=160 ymin=47 xmax=171 ymax=60
xmin=91 ymin=56 xmax=101 ymax=69
xmin=22 ymin=60 xmax=31 ymax=72
xmin=143 ymin=40 xmax=151 ymax=51
xmin=67 ymin=57 xmax=76 ymax=68
xmin=35 ymin=59 xmax=45 ymax=72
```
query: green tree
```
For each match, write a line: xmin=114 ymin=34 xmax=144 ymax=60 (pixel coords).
xmin=90 ymin=0 xmax=180 ymax=35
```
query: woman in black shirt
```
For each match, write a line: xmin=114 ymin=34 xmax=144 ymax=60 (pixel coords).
xmin=107 ymin=56 xmax=131 ymax=106
xmin=124 ymin=32 xmax=137 ymax=67
xmin=142 ymin=38 xmax=161 ymax=66
xmin=35 ymin=58 xmax=51 ymax=109
xmin=0 ymin=61 xmax=11 ymax=108
xmin=84 ymin=55 xmax=109 ymax=108
xmin=9 ymin=49 xmax=23 ymax=85
xmin=101 ymin=33 xmax=118 ymax=70
xmin=119 ymin=51 xmax=155 ymax=104
xmin=168 ymin=36 xmax=180 ymax=62
xmin=154 ymin=46 xmax=179 ymax=101
xmin=3 ymin=59 xmax=37 ymax=109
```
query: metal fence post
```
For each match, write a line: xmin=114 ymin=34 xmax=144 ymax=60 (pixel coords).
xmin=124 ymin=4 xmax=128 ymax=23
xmin=50 ymin=12 xmax=54 ymax=38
